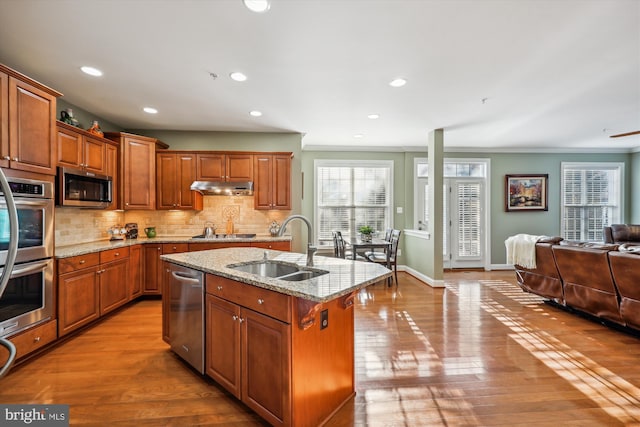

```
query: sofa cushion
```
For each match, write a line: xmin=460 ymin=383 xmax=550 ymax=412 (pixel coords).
xmin=610 ymin=224 xmax=640 ymax=243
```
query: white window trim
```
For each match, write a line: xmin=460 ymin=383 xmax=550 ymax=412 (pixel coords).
xmin=314 ymin=159 xmax=394 ymax=248
xmin=560 ymin=161 xmax=625 ymax=241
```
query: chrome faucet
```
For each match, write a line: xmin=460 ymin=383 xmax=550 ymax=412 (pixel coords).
xmin=278 ymin=214 xmax=317 ymax=266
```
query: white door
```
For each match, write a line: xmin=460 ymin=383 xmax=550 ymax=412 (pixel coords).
xmin=443 ymin=179 xmax=484 ymax=269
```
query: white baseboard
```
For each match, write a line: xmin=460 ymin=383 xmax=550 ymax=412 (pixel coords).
xmin=491 ymin=264 xmax=515 ymax=270
xmin=400 ymin=265 xmax=445 ymax=288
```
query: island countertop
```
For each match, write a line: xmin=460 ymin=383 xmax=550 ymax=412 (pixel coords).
xmin=161 ymin=247 xmax=391 ymax=302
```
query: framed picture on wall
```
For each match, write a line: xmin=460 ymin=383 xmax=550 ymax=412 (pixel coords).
xmin=505 ymin=174 xmax=548 ymax=211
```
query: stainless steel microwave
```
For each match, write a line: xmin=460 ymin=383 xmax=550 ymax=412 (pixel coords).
xmin=57 ymin=167 xmax=112 ymax=208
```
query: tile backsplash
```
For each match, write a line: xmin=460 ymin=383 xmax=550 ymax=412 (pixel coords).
xmin=55 ymin=195 xmax=291 ymax=247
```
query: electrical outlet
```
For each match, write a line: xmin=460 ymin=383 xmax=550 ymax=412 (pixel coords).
xmin=396 ymin=206 xmax=403 ymax=214
xmin=320 ymin=309 xmax=328 ymax=330
xmin=397 ymin=249 xmax=402 ymax=257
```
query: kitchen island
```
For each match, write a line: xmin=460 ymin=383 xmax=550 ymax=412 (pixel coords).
xmin=161 ymin=247 xmax=391 ymax=427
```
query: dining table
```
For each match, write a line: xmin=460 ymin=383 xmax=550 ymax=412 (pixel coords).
xmin=348 ymin=237 xmax=392 ymax=267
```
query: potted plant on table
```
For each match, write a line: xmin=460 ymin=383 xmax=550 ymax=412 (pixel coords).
xmin=359 ymin=225 xmax=374 ymax=242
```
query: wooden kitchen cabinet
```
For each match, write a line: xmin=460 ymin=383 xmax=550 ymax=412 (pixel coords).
xmin=188 ymin=241 xmax=251 ymax=252
xmin=0 ymin=64 xmax=61 ymax=174
xmin=196 ymin=153 xmax=253 ymax=181
xmin=56 ymin=121 xmax=107 ymax=174
xmin=104 ymin=142 xmax=118 ymax=210
xmin=206 ymin=277 xmax=291 ymax=427
xmin=0 ymin=319 xmax=57 ymax=366
xmin=58 ymin=254 xmax=101 ymax=337
xmin=254 ymin=153 xmax=292 ymax=210
xmin=98 ymin=247 xmax=130 ymax=315
xmin=156 ymin=151 xmax=202 ymax=210
xmin=129 ymin=244 xmax=143 ymax=299
xmin=104 ymin=132 xmax=168 ymax=210
xmin=143 ymin=244 xmax=163 ymax=295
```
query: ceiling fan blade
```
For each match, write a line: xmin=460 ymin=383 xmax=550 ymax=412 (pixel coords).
xmin=610 ymin=130 xmax=640 ymax=138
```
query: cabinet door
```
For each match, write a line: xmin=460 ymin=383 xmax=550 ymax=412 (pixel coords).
xmin=83 ymin=135 xmax=106 ymax=173
xmin=178 ymin=153 xmax=198 ymax=208
xmin=197 ymin=153 xmax=225 ymax=180
xmin=272 ymin=154 xmax=291 ymax=210
xmin=56 ymin=125 xmax=83 ymax=168
xmin=143 ymin=244 xmax=163 ymax=295
xmin=206 ymin=294 xmax=242 ymax=398
xmin=0 ymin=71 xmax=8 ymax=168
xmin=251 ymin=241 xmax=291 ymax=251
xmin=8 ymin=77 xmax=57 ymax=175
xmin=104 ymin=143 xmax=118 ymax=210
xmin=58 ymin=267 xmax=100 ymax=336
xmin=156 ymin=153 xmax=179 ymax=209
xmin=226 ymin=154 xmax=253 ymax=181
xmin=123 ymin=137 xmax=155 ymax=209
xmin=253 ymin=155 xmax=272 ymax=210
xmin=99 ymin=258 xmax=129 ymax=315
xmin=129 ymin=244 xmax=143 ymax=299
xmin=242 ymin=308 xmax=291 ymax=427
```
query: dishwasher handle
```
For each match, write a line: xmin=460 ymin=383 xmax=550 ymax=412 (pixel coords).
xmin=171 ymin=270 xmax=203 ymax=287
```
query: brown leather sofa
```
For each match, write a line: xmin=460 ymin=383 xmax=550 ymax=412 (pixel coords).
xmin=514 ymin=237 xmax=640 ymax=333
xmin=604 ymin=224 xmax=640 ymax=244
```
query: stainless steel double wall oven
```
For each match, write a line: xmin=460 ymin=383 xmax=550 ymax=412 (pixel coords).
xmin=0 ymin=175 xmax=54 ymax=338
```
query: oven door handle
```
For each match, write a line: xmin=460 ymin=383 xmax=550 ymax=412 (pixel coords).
xmin=9 ymin=260 xmax=50 ymax=278
xmin=0 ymin=167 xmax=19 ymax=380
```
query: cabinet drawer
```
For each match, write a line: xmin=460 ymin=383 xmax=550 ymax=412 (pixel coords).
xmin=100 ymin=247 xmax=130 ymax=263
xmin=162 ymin=243 xmax=189 ymax=254
xmin=0 ymin=320 xmax=57 ymax=365
xmin=57 ymin=252 xmax=100 ymax=274
xmin=251 ymin=241 xmax=291 ymax=251
xmin=206 ymin=275 xmax=291 ymax=323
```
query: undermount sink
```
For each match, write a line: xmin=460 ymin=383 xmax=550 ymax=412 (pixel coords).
xmin=227 ymin=260 xmax=328 ymax=281
xmin=192 ymin=233 xmax=256 ymax=240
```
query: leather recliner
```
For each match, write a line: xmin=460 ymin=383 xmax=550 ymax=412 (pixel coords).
xmin=604 ymin=224 xmax=640 ymax=244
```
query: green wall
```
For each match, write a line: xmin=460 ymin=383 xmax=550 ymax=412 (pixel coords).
xmin=57 ymin=99 xmax=122 ymax=133
xmin=632 ymin=150 xmax=640 ymax=223
xmin=444 ymin=151 xmax=631 ymax=264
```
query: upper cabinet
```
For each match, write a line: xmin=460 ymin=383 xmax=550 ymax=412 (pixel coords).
xmin=105 ymin=132 xmax=168 ymax=210
xmin=254 ymin=153 xmax=292 ymax=210
xmin=156 ymin=151 xmax=202 ymax=210
xmin=56 ymin=121 xmax=112 ymax=174
xmin=196 ymin=153 xmax=253 ymax=181
xmin=0 ymin=64 xmax=62 ymax=175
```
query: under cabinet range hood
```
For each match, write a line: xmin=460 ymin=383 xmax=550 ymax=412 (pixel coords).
xmin=190 ymin=181 xmax=254 ymax=196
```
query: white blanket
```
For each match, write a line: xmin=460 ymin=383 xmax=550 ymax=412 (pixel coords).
xmin=505 ymin=234 xmax=548 ymax=269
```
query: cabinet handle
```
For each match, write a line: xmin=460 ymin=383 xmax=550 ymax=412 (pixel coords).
xmin=3 ymin=156 xmax=9 ymax=160
xmin=217 ymin=285 xmax=223 ymax=291
xmin=172 ymin=246 xmax=177 ymax=250
xmin=232 ymin=315 xmax=238 ymax=321
xmin=257 ymin=298 xmax=265 ymax=305
xmin=12 ymin=157 xmax=18 ymax=162
xmin=79 ymin=260 xmax=86 ymax=264
xmin=114 ymin=252 xmax=119 ymax=256
xmin=34 ymin=336 xmax=41 ymax=343
xmin=239 ymin=318 xmax=244 ymax=323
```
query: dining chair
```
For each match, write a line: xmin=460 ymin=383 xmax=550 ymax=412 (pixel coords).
xmin=365 ymin=229 xmax=401 ymax=286
xmin=334 ymin=231 xmax=365 ymax=260
xmin=364 ymin=228 xmax=393 ymax=258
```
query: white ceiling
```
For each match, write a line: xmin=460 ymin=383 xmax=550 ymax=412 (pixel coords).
xmin=0 ymin=0 xmax=638 ymax=152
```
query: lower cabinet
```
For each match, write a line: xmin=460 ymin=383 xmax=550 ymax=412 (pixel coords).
xmin=250 ymin=241 xmax=291 ymax=251
xmin=206 ymin=288 xmax=290 ymax=427
xmin=0 ymin=320 xmax=58 ymax=366
xmin=129 ymin=244 xmax=143 ymax=299
xmin=143 ymin=244 xmax=163 ymax=295
xmin=58 ymin=248 xmax=130 ymax=336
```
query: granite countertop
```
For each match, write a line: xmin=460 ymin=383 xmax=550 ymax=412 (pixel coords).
xmin=55 ymin=235 xmax=292 ymax=259
xmin=161 ymin=247 xmax=392 ymax=302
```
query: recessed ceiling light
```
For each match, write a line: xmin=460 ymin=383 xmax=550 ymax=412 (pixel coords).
xmin=230 ymin=72 xmax=248 ymax=82
xmin=249 ymin=110 xmax=262 ymax=117
xmin=80 ymin=66 xmax=103 ymax=77
xmin=389 ymin=78 xmax=407 ymax=88
xmin=243 ymin=0 xmax=270 ymax=13
xmin=143 ymin=107 xmax=158 ymax=114
xmin=367 ymin=114 xmax=380 ymax=119
xmin=353 ymin=134 xmax=364 ymax=138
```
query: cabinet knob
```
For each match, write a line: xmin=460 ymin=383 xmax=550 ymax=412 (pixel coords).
xmin=125 ymin=203 xmax=129 ymax=206
xmin=157 ymin=248 xmax=161 ymax=251
xmin=217 ymin=285 xmax=223 ymax=291
xmin=239 ymin=318 xmax=245 ymax=323
xmin=79 ymin=260 xmax=86 ymax=264
xmin=3 ymin=156 xmax=10 ymax=160
xmin=34 ymin=336 xmax=41 ymax=343
xmin=172 ymin=246 xmax=177 ymax=250
xmin=12 ymin=157 xmax=18 ymax=162
xmin=257 ymin=298 xmax=265 ymax=305
xmin=114 ymin=252 xmax=119 ymax=256
xmin=232 ymin=315 xmax=238 ymax=321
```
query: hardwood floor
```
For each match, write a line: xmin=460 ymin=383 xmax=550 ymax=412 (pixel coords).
xmin=3 ymin=270 xmax=640 ymax=426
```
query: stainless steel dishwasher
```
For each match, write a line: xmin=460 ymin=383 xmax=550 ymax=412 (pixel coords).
xmin=168 ymin=263 xmax=204 ymax=374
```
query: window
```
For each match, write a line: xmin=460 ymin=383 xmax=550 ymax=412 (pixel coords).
xmin=561 ymin=162 xmax=623 ymax=242
xmin=315 ymin=160 xmax=392 ymax=247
